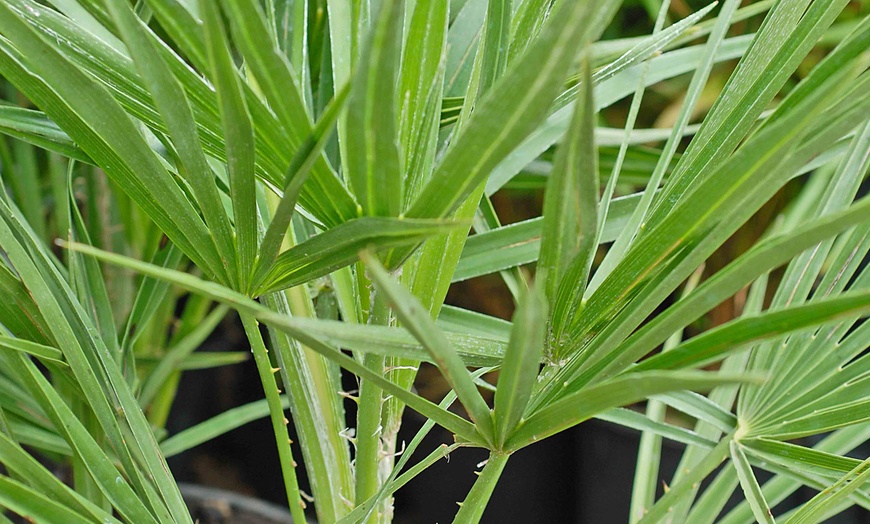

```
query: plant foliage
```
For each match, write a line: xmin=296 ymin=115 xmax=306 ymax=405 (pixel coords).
xmin=0 ymin=0 xmax=867 ymax=522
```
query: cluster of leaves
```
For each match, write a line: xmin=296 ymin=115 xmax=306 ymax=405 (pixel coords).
xmin=0 ymin=0 xmax=867 ymax=523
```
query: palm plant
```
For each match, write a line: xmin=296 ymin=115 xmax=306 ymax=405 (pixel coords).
xmin=0 ymin=0 xmax=868 ymax=522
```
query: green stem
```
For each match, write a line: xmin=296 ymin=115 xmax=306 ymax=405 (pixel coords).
xmin=355 ymin=289 xmax=392 ymax=523
xmin=239 ymin=313 xmax=307 ymax=524
xmin=630 ymin=263 xmax=701 ymax=522
xmin=637 ymin=432 xmax=735 ymax=524
xmin=453 ymin=451 xmax=510 ymax=524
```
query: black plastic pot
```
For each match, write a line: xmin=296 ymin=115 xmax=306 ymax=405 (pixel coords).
xmin=180 ymin=483 xmax=295 ymax=524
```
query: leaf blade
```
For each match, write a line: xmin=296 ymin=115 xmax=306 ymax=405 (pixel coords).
xmin=0 ymin=336 xmax=65 ymax=366
xmin=731 ymin=441 xmax=776 ymax=524
xmin=493 ymin=283 xmax=547 ymax=446
xmin=255 ymin=217 xmax=464 ymax=295
xmin=0 ymin=1 xmax=224 ymax=281
xmin=105 ymin=0 xmax=237 ymax=287
xmin=632 ymin=290 xmax=870 ymax=373
xmin=406 ymin=0 xmax=616 ymax=220
xmin=784 ymin=456 xmax=870 ymax=524
xmin=200 ymin=0 xmax=258 ymax=290
xmin=252 ymin=82 xmax=351 ymax=286
xmin=538 ymin=58 xmax=597 ymax=308
xmin=507 ymin=372 xmax=756 ymax=452
xmin=344 ymin=0 xmax=404 ymax=217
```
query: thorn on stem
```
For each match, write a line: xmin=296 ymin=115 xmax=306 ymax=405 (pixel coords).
xmin=338 ymin=390 xmax=360 ymax=403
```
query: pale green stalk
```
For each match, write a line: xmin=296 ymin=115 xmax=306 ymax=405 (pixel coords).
xmin=354 ymin=290 xmax=393 ymax=523
xmin=638 ymin=433 xmax=735 ymax=524
xmin=629 ymin=266 xmax=701 ymax=521
xmin=265 ymin=257 xmax=354 ymax=523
